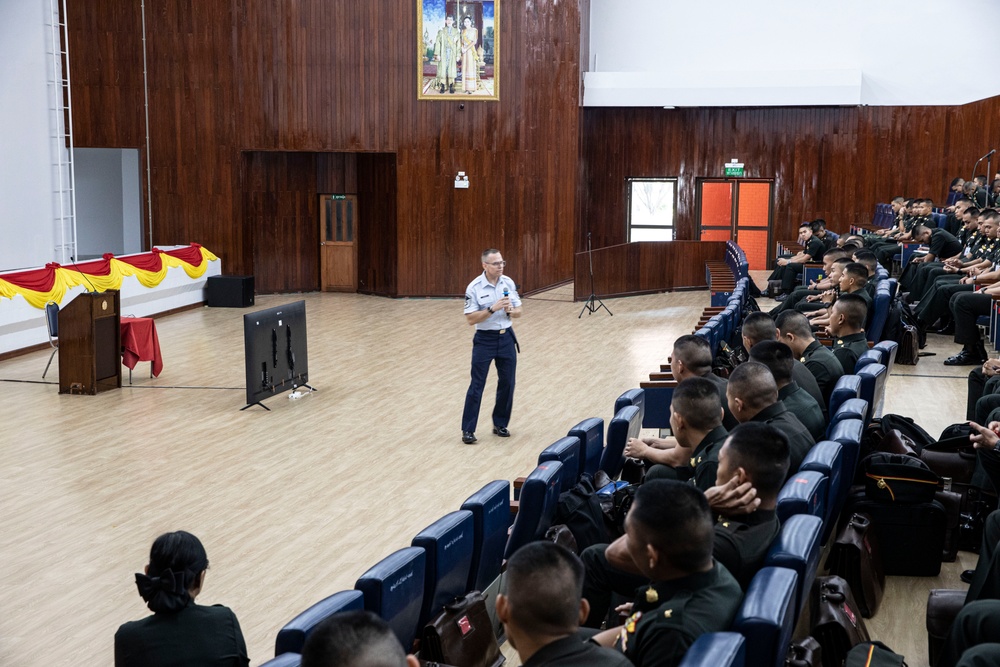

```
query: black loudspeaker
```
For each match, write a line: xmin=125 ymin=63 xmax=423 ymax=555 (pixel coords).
xmin=206 ymin=275 xmax=255 ymax=308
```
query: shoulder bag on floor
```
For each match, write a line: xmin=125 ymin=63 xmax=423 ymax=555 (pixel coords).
xmin=420 ymin=591 xmax=503 ymax=667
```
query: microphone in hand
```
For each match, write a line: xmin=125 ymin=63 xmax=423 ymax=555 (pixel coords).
xmin=502 ymin=287 xmax=510 ymax=313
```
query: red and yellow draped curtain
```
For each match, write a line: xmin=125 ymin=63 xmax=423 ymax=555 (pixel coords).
xmin=0 ymin=244 xmax=218 ymax=309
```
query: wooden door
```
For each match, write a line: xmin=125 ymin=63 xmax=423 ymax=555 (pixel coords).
xmin=320 ymin=195 xmax=358 ymax=291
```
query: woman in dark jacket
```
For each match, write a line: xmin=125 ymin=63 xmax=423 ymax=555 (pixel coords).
xmin=114 ymin=531 xmax=250 ymax=667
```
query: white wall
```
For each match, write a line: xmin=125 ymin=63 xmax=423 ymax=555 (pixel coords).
xmin=0 ymin=0 xmax=59 ymax=271
xmin=74 ymin=148 xmax=143 ymax=258
xmin=586 ymin=0 xmax=1000 ymax=107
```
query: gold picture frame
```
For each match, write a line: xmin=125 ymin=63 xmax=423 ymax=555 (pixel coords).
xmin=418 ymin=0 xmax=498 ymax=101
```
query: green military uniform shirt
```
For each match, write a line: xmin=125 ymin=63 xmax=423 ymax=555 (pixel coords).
xmin=833 ymin=332 xmax=869 ymax=375
xmin=615 ymin=564 xmax=742 ymax=667
xmin=801 ymin=339 xmax=845 ymax=406
xmin=778 ymin=381 xmax=826 ymax=441
xmin=643 ymin=426 xmax=728 ymax=492
xmin=713 ymin=509 xmax=780 ymax=590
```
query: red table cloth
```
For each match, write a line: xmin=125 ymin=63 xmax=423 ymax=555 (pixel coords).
xmin=120 ymin=317 xmax=163 ymax=377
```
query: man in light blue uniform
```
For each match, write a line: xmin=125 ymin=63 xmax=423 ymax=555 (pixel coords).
xmin=462 ymin=248 xmax=522 ymax=444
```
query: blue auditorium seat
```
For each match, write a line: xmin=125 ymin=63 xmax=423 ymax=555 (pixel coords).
xmin=866 ymin=282 xmax=892 ymax=342
xmin=567 ymin=418 xmax=604 ymax=478
xmin=461 ymin=480 xmax=510 ymax=593
xmin=802 ymin=264 xmax=825 ymax=286
xmin=775 ymin=471 xmax=827 ymax=524
xmin=504 ymin=462 xmax=562 ymax=560
xmin=259 ymin=654 xmax=301 ymax=667
xmin=827 ymin=418 xmax=865 ymax=498
xmin=638 ymin=382 xmax=674 ymax=429
xmin=827 ymin=397 xmax=869 ymax=433
xmin=853 ymin=349 xmax=882 ymax=373
xmin=412 ymin=510 xmax=475 ymax=626
xmin=274 ymin=590 xmax=364 ymax=656
xmin=828 ymin=374 xmax=861 ymax=418
xmin=614 ymin=388 xmax=646 ymax=426
xmin=696 ymin=324 xmax=719 ymax=357
xmin=871 ymin=340 xmax=898 ymax=372
xmin=731 ymin=567 xmax=798 ymax=667
xmin=799 ymin=440 xmax=845 ymax=542
xmin=857 ymin=363 xmax=887 ymax=418
xmin=764 ymin=514 xmax=823 ymax=617
xmin=600 ymin=405 xmax=641 ymax=480
xmin=538 ymin=436 xmax=582 ymax=493
xmin=678 ymin=632 xmax=746 ymax=667
xmin=355 ymin=547 xmax=426 ymax=649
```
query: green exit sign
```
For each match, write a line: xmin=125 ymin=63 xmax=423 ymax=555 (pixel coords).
xmin=724 ymin=161 xmax=745 ymax=177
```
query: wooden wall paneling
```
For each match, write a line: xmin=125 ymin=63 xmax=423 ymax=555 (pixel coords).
xmin=580 ymin=99 xmax=1000 ymax=254
xmin=573 ymin=241 xmax=727 ymax=300
xmin=243 ymin=152 xmax=321 ymax=294
xmin=357 ymin=153 xmax=398 ymax=297
xmin=69 ymin=0 xmax=585 ymax=297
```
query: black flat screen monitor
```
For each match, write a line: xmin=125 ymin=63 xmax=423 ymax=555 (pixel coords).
xmin=243 ymin=300 xmax=309 ymax=407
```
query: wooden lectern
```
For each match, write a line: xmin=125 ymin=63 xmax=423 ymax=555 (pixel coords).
xmin=58 ymin=290 xmax=122 ymax=394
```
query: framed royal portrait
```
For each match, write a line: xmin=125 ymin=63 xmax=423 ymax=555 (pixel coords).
xmin=418 ymin=0 xmax=498 ymax=101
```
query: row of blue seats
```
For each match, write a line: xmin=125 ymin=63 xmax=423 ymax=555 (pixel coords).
xmin=699 ymin=277 xmax=753 ymax=358
xmin=708 ymin=241 xmax=750 ymax=306
xmin=714 ymin=358 xmax=899 ymax=667
xmin=259 ymin=400 xmax=651 ymax=666
xmin=682 ymin=254 xmax=900 ymax=667
xmin=855 ymin=201 xmax=949 ymax=236
xmin=262 ymin=248 xmax=894 ymax=667
xmin=259 ymin=393 xmax=891 ymax=667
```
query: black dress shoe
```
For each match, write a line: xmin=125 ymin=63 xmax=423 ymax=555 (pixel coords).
xmin=462 ymin=431 xmax=477 ymax=444
xmin=929 ymin=322 xmax=955 ymax=335
xmin=960 ymin=569 xmax=976 ymax=584
xmin=492 ymin=427 xmax=511 ymax=437
xmin=944 ymin=350 xmax=986 ymax=366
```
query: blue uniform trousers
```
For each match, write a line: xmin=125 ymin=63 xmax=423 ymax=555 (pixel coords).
xmin=462 ymin=329 xmax=517 ymax=433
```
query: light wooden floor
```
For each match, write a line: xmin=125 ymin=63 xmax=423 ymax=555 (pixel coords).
xmin=0 ymin=279 xmax=973 ymax=666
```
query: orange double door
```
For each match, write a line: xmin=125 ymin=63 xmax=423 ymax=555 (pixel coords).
xmin=697 ymin=179 xmax=773 ymax=271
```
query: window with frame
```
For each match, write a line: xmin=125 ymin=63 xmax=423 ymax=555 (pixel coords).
xmin=627 ymin=178 xmax=677 ymax=242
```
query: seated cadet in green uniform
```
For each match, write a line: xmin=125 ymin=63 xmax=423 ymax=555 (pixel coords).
xmin=581 ymin=423 xmax=789 ymax=628
xmin=769 ymin=249 xmax=850 ymax=316
xmin=749 ymin=341 xmax=826 ymax=440
xmin=873 ymin=198 xmax=935 ymax=267
xmin=793 ymin=257 xmax=851 ymax=314
xmin=669 ymin=335 xmax=738 ymax=430
xmin=766 ymin=222 xmax=827 ymax=299
xmin=910 ymin=223 xmax=964 ymax=267
xmin=776 ymin=310 xmax=845 ymax=407
xmin=908 ymin=206 xmax=988 ymax=305
xmin=914 ymin=212 xmax=999 ymax=334
xmin=725 ymin=361 xmax=815 ymax=475
xmin=624 ymin=377 xmax=727 ymax=491
xmin=741 ymin=312 xmax=826 ymax=413
xmin=803 ymin=263 xmax=871 ymax=331
xmin=301 ymin=610 xmax=419 ymax=667
xmin=589 ymin=480 xmax=743 ymax=666
xmin=497 ymin=541 xmax=631 ymax=667
xmin=828 ymin=294 xmax=870 ymax=374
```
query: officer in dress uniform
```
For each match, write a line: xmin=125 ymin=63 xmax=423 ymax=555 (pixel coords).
xmin=461 ymin=248 xmax=522 ymax=444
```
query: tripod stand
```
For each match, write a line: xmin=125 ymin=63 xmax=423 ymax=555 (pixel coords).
xmin=578 ymin=232 xmax=612 ymax=317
